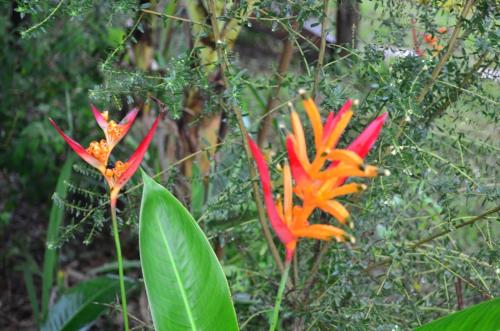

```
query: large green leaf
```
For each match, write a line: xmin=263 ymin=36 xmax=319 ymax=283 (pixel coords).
xmin=42 ymin=155 xmax=75 ymax=321
xmin=139 ymin=171 xmax=238 ymax=331
xmin=42 ymin=276 xmax=133 ymax=331
xmin=414 ymin=298 xmax=500 ymax=331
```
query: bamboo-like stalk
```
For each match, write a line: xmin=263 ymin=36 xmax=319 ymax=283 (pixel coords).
xmin=110 ymin=201 xmax=129 ymax=331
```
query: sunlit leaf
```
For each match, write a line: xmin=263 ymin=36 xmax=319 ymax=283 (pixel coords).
xmin=139 ymin=171 xmax=238 ymax=331
xmin=414 ymin=298 xmax=500 ymax=331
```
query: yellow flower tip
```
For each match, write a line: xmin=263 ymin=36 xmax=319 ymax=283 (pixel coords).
xmin=353 ymin=99 xmax=360 ymax=106
xmin=358 ymin=184 xmax=368 ymax=191
xmin=346 ymin=216 xmax=355 ymax=229
xmin=101 ymin=111 xmax=109 ymax=121
xmin=348 ymin=234 xmax=356 ymax=244
xmin=276 ymin=163 xmax=283 ymax=172
xmin=107 ymin=121 xmax=124 ymax=142
xmin=298 ymin=88 xmax=307 ymax=98
xmin=86 ymin=139 xmax=109 ymax=164
xmin=287 ymin=102 xmax=296 ymax=113
xmin=378 ymin=168 xmax=391 ymax=176
xmin=105 ymin=168 xmax=114 ymax=177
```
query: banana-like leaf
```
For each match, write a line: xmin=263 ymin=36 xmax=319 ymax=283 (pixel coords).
xmin=42 ymin=276 xmax=133 ymax=331
xmin=414 ymin=298 xmax=500 ymax=331
xmin=139 ymin=171 xmax=238 ymax=331
xmin=42 ymin=154 xmax=75 ymax=321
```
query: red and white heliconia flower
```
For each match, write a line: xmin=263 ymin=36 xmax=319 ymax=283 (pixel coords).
xmin=50 ymin=105 xmax=159 ymax=206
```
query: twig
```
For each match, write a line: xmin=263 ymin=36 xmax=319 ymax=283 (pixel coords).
xmin=21 ymin=0 xmax=65 ymax=37
xmin=207 ymin=0 xmax=285 ymax=272
xmin=416 ymin=0 xmax=476 ymax=104
xmin=257 ymin=21 xmax=297 ymax=147
xmin=455 ymin=278 xmax=464 ymax=310
xmin=140 ymin=8 xmax=209 ymax=27
xmin=312 ymin=0 xmax=330 ymax=99
xmin=299 ymin=242 xmax=331 ymax=302
xmin=365 ymin=205 xmax=500 ymax=273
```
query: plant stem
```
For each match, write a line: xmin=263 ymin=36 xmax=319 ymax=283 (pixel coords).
xmin=312 ymin=0 xmax=329 ymax=99
xmin=110 ymin=201 xmax=129 ymax=331
xmin=257 ymin=20 xmax=297 ymax=147
xmin=206 ymin=0 xmax=285 ymax=272
xmin=270 ymin=262 xmax=291 ymax=331
xmin=299 ymin=241 xmax=331 ymax=302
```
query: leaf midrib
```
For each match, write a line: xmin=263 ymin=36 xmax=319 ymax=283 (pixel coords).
xmin=157 ymin=215 xmax=198 ymax=330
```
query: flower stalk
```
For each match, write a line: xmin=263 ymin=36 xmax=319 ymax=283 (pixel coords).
xmin=110 ymin=201 xmax=129 ymax=331
xmin=50 ymin=105 xmax=160 ymax=330
xmin=269 ymin=261 xmax=291 ymax=331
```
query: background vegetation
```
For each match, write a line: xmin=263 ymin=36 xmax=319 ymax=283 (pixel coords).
xmin=1 ymin=0 xmax=498 ymax=329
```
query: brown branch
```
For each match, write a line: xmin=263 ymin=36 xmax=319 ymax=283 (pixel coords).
xmin=455 ymin=278 xmax=464 ymax=310
xmin=312 ymin=0 xmax=330 ymax=99
xmin=256 ymin=22 xmax=297 ymax=147
xmin=365 ymin=205 xmax=500 ymax=273
xmin=424 ymin=52 xmax=490 ymax=124
xmin=416 ymin=0 xmax=476 ymax=104
xmin=206 ymin=0 xmax=285 ymax=272
xmin=299 ymin=241 xmax=331 ymax=302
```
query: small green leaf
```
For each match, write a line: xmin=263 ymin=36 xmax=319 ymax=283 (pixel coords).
xmin=139 ymin=171 xmax=238 ymax=331
xmin=414 ymin=298 xmax=500 ymax=331
xmin=42 ymin=276 xmax=133 ymax=331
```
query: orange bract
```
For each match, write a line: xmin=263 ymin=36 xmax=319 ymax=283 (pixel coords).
xmin=248 ymin=90 xmax=388 ymax=261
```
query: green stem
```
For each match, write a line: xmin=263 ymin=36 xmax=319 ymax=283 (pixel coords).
xmin=110 ymin=201 xmax=130 ymax=331
xmin=270 ymin=262 xmax=291 ymax=331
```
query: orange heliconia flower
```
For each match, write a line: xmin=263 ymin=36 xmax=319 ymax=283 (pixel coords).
xmin=437 ymin=26 xmax=448 ymax=34
xmin=248 ymin=90 xmax=388 ymax=261
xmin=286 ymin=90 xmax=388 ymax=226
xmin=423 ymin=33 xmax=438 ymax=45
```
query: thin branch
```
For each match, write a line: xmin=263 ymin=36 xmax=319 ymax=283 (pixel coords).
xmin=141 ymin=8 xmax=209 ymax=27
xmin=21 ymin=0 xmax=65 ymax=37
xmin=207 ymin=0 xmax=285 ymax=272
xmin=409 ymin=205 xmax=500 ymax=249
xmin=299 ymin=241 xmax=331 ymax=302
xmin=257 ymin=21 xmax=297 ymax=147
xmin=312 ymin=0 xmax=330 ymax=99
xmin=365 ymin=205 xmax=500 ymax=273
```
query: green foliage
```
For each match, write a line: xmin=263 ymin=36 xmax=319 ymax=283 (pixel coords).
xmin=139 ymin=171 xmax=238 ymax=331
xmin=42 ymin=276 xmax=134 ymax=331
xmin=2 ymin=0 xmax=498 ymax=329
xmin=414 ymin=298 xmax=500 ymax=331
xmin=42 ymin=155 xmax=75 ymax=322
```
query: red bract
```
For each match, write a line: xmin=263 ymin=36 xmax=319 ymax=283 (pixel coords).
xmin=50 ymin=105 xmax=159 ymax=205
xmin=248 ymin=136 xmax=296 ymax=260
